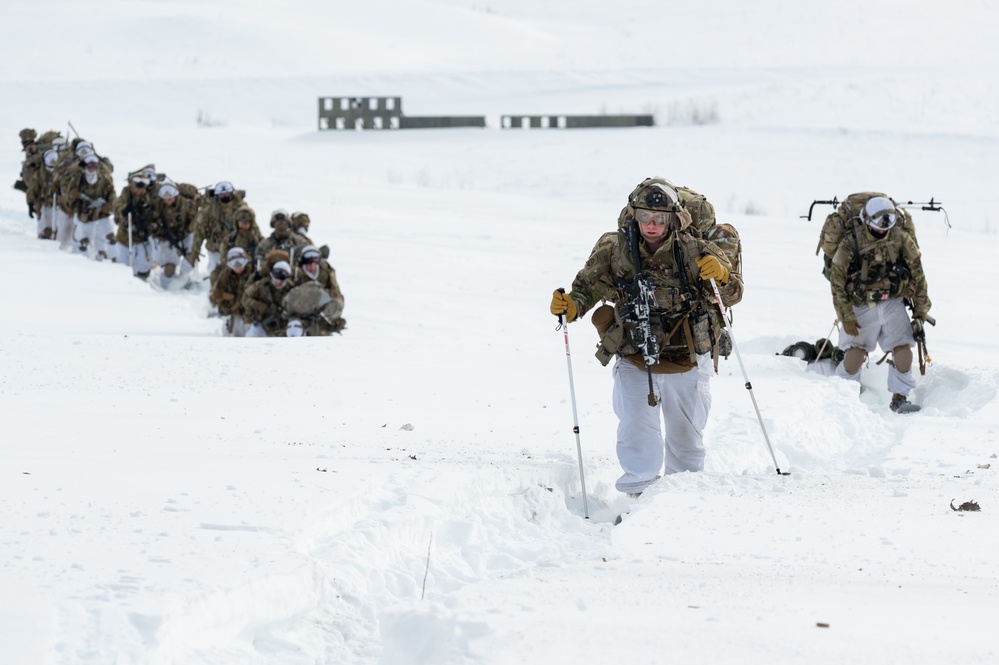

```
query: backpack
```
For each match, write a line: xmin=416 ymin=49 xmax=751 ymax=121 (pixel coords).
xmin=816 ymin=192 xmax=917 ymax=280
xmin=176 ymin=182 xmax=205 ymax=209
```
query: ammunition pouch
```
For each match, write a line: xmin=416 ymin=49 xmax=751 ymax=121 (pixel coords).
xmin=592 ymin=304 xmax=624 ymax=366
xmin=593 ymin=302 xmax=721 ymax=366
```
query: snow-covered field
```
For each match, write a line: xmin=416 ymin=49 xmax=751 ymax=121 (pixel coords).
xmin=2 ymin=1 xmax=998 ymax=663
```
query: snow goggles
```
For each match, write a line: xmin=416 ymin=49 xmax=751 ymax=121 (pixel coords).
xmin=865 ymin=208 xmax=897 ymax=231
xmin=271 ymin=268 xmax=291 ymax=281
xmin=634 ymin=209 xmax=670 ymax=226
xmin=227 ymin=256 xmax=248 ymax=270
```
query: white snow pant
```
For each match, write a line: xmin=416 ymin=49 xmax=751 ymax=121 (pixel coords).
xmin=129 ymin=241 xmax=155 ymax=276
xmin=205 ymin=250 xmax=221 ymax=277
xmin=836 ymin=298 xmax=917 ymax=396
xmin=612 ymin=355 xmax=712 ymax=494
xmin=72 ymin=215 xmax=113 ymax=260
xmin=37 ymin=205 xmax=56 ymax=237
xmin=155 ymin=234 xmax=194 ymax=272
xmin=223 ymin=316 xmax=250 ymax=337
xmin=55 ymin=208 xmax=74 ymax=250
xmin=245 ymin=323 xmax=267 ymax=338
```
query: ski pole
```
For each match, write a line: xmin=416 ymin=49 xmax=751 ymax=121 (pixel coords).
xmin=555 ymin=289 xmax=590 ymax=519
xmin=127 ymin=212 xmax=135 ymax=276
xmin=812 ymin=319 xmax=839 ymax=364
xmin=708 ymin=278 xmax=788 ymax=476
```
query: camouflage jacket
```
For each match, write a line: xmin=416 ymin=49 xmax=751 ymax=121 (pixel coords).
xmin=293 ymin=260 xmax=344 ymax=311
xmin=285 ymin=268 xmax=346 ymax=336
xmin=50 ymin=153 xmax=76 ymax=213
xmin=210 ymin=266 xmax=254 ymax=317
xmin=569 ymin=226 xmax=741 ymax=367
xmin=63 ymin=170 xmax=116 ymax=222
xmin=112 ymin=187 xmax=157 ymax=243
xmin=22 ymin=153 xmax=47 ymax=208
xmin=830 ymin=224 xmax=930 ymax=322
xmin=151 ymin=195 xmax=198 ymax=250
xmin=254 ymin=231 xmax=311 ymax=271
xmin=241 ymin=277 xmax=292 ymax=336
xmin=191 ymin=196 xmax=243 ymax=254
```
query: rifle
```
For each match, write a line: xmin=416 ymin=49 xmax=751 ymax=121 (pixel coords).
xmin=905 ymin=299 xmax=936 ymax=375
xmin=77 ymin=192 xmax=107 ymax=216
xmin=158 ymin=219 xmax=187 ymax=257
xmin=619 ymin=220 xmax=660 ymax=407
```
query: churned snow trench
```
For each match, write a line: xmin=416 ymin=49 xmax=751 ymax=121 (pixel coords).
xmin=62 ymin=463 xmax=608 ymax=664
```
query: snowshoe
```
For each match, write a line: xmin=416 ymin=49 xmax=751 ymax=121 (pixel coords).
xmin=890 ymin=393 xmax=921 ymax=414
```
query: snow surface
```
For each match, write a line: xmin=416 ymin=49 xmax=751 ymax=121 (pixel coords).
xmin=2 ymin=1 xmax=999 ymax=663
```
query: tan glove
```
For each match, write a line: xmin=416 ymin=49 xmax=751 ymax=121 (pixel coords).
xmin=550 ymin=289 xmax=578 ymax=322
xmin=696 ymin=255 xmax=729 ymax=284
xmin=841 ymin=319 xmax=860 ymax=336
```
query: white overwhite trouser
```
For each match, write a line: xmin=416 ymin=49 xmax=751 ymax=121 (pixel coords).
xmin=612 ymin=354 xmax=713 ymax=494
xmin=72 ymin=215 xmax=113 ymax=260
xmin=54 ymin=208 xmax=74 ymax=250
xmin=129 ymin=241 xmax=155 ymax=276
xmin=245 ymin=323 xmax=267 ymax=338
xmin=223 ymin=316 xmax=250 ymax=337
xmin=37 ymin=205 xmax=56 ymax=237
xmin=154 ymin=236 xmax=188 ymax=268
xmin=205 ymin=250 xmax=221 ymax=277
xmin=835 ymin=298 xmax=917 ymax=395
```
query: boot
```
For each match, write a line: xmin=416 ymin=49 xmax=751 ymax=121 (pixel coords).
xmin=890 ymin=393 xmax=921 ymax=414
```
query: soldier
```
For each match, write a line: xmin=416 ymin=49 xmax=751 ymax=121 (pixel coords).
xmin=189 ymin=180 xmax=243 ymax=276
xmin=28 ymin=149 xmax=60 ymax=240
xmin=242 ymin=251 xmax=294 ymax=337
xmin=550 ymin=178 xmax=742 ymax=495
xmin=828 ymin=195 xmax=931 ymax=413
xmin=62 ymin=154 xmax=116 ymax=260
xmin=210 ymin=247 xmax=255 ymax=337
xmin=284 ymin=244 xmax=346 ymax=335
xmin=290 ymin=211 xmax=313 ymax=242
xmin=217 ymin=203 xmax=263 ymax=280
xmin=14 ymin=128 xmax=38 ymax=219
xmin=254 ymin=209 xmax=310 ymax=274
xmin=111 ymin=171 xmax=158 ymax=278
xmin=49 ymin=137 xmax=77 ymax=251
xmin=22 ymin=132 xmax=63 ymax=241
xmin=150 ymin=181 xmax=198 ymax=289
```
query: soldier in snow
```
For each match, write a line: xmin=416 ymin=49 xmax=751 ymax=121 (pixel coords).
xmin=550 ymin=178 xmax=742 ymax=495
xmin=824 ymin=194 xmax=932 ymax=413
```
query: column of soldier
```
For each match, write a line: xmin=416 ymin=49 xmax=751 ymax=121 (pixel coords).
xmin=14 ymin=128 xmax=345 ymax=338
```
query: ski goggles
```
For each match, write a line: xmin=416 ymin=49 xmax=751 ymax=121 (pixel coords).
xmin=271 ymin=268 xmax=291 ymax=281
xmin=227 ymin=256 xmax=248 ymax=270
xmin=864 ymin=208 xmax=897 ymax=231
xmin=634 ymin=209 xmax=671 ymax=226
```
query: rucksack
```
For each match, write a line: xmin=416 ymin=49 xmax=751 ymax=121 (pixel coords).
xmin=176 ymin=182 xmax=205 ymax=209
xmin=815 ymin=192 xmax=917 ymax=280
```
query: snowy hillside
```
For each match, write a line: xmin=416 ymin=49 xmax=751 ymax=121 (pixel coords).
xmin=2 ymin=1 xmax=998 ymax=664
